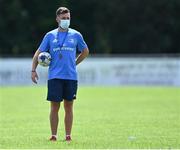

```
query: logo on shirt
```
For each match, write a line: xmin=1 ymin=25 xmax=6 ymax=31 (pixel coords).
xmin=68 ymin=39 xmax=75 ymax=44
xmin=53 ymin=47 xmax=74 ymax=52
xmin=53 ymin=38 xmax=58 ymax=43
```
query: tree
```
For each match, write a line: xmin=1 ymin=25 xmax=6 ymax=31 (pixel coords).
xmin=0 ymin=0 xmax=180 ymax=56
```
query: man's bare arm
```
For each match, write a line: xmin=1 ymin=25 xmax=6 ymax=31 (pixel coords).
xmin=31 ymin=50 xmax=41 ymax=84
xmin=76 ymin=48 xmax=89 ymax=65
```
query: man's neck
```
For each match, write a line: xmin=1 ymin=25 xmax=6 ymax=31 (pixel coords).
xmin=58 ymin=27 xmax=68 ymax=32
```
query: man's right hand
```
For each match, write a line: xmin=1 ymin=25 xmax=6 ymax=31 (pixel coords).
xmin=31 ymin=71 xmax=39 ymax=84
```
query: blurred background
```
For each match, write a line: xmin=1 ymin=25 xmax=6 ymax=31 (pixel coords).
xmin=0 ymin=0 xmax=180 ymax=86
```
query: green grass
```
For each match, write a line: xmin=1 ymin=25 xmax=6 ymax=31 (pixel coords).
xmin=0 ymin=86 xmax=180 ymax=149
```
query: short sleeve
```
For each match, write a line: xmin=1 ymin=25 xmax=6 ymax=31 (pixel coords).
xmin=38 ymin=33 xmax=50 ymax=52
xmin=76 ymin=33 xmax=88 ymax=52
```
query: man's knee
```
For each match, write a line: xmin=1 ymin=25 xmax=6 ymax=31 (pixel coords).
xmin=64 ymin=100 xmax=73 ymax=113
xmin=51 ymin=102 xmax=60 ymax=113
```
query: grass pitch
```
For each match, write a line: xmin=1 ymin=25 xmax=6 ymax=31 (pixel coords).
xmin=0 ymin=86 xmax=179 ymax=149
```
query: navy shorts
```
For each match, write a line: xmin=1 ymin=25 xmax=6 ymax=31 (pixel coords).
xmin=47 ymin=79 xmax=78 ymax=102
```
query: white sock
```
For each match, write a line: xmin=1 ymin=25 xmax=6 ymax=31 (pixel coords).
xmin=52 ymin=135 xmax=57 ymax=138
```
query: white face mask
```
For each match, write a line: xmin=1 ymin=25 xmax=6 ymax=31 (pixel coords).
xmin=59 ymin=19 xmax=70 ymax=30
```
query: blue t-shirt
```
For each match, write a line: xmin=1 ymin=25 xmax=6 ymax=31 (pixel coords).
xmin=38 ymin=28 xmax=88 ymax=80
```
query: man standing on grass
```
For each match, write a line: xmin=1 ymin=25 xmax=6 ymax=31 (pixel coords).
xmin=31 ymin=7 xmax=89 ymax=142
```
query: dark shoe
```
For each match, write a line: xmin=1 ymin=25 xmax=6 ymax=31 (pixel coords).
xmin=65 ymin=135 xmax=71 ymax=142
xmin=49 ymin=136 xmax=57 ymax=141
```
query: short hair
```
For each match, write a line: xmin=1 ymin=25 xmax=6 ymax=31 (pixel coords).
xmin=56 ymin=7 xmax=70 ymax=16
